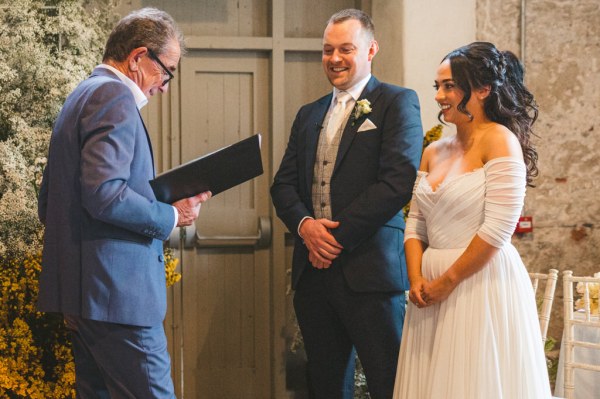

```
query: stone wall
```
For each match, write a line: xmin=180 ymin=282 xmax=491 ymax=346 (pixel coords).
xmin=477 ymin=0 xmax=600 ymax=343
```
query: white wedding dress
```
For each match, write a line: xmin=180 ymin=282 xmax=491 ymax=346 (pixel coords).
xmin=393 ymin=157 xmax=551 ymax=399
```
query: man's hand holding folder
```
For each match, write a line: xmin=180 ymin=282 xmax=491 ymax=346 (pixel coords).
xmin=173 ymin=191 xmax=212 ymax=226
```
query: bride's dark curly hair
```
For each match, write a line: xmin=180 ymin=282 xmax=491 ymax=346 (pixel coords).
xmin=440 ymin=41 xmax=539 ymax=186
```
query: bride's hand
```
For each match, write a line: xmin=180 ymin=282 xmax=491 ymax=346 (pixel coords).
xmin=408 ymin=276 xmax=428 ymax=308
xmin=420 ymin=275 xmax=457 ymax=306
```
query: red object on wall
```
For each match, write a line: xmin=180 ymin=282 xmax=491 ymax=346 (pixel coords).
xmin=515 ymin=216 xmax=533 ymax=234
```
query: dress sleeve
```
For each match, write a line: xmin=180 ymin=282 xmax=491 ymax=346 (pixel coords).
xmin=476 ymin=157 xmax=526 ymax=248
xmin=404 ymin=171 xmax=428 ymax=244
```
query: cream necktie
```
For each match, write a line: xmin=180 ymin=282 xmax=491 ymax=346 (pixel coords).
xmin=326 ymin=91 xmax=352 ymax=144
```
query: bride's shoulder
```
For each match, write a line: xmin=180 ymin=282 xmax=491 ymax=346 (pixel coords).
xmin=480 ymin=123 xmax=522 ymax=159
xmin=480 ymin=123 xmax=515 ymax=142
xmin=420 ymin=137 xmax=453 ymax=172
xmin=426 ymin=136 xmax=454 ymax=153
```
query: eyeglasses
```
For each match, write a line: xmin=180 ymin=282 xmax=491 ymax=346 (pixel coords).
xmin=147 ymin=48 xmax=175 ymax=87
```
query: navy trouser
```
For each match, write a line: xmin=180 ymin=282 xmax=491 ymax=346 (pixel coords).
xmin=293 ymin=264 xmax=406 ymax=399
xmin=65 ymin=315 xmax=175 ymax=399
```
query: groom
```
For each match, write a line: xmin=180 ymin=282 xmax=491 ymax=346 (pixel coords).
xmin=271 ymin=8 xmax=423 ymax=399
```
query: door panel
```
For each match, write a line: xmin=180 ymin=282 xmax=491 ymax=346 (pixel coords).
xmin=141 ymin=0 xmax=269 ymax=37
xmin=171 ymin=52 xmax=271 ymax=399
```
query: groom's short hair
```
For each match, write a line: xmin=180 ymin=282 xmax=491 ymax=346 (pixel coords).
xmin=327 ymin=9 xmax=375 ymax=40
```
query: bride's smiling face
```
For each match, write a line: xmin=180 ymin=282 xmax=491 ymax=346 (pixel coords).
xmin=434 ymin=59 xmax=489 ymax=125
xmin=434 ymin=60 xmax=468 ymax=125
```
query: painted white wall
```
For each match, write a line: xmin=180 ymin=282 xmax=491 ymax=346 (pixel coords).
xmin=402 ymin=0 xmax=476 ymax=137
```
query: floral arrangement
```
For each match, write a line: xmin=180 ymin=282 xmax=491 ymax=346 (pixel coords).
xmin=423 ymin=124 xmax=443 ymax=150
xmin=352 ymin=99 xmax=372 ymax=124
xmin=0 ymin=0 xmax=115 ymax=259
xmin=0 ymin=1 xmax=116 ymax=397
xmin=574 ymin=272 xmax=600 ymax=315
xmin=0 ymin=254 xmax=75 ymax=398
xmin=164 ymin=247 xmax=182 ymax=287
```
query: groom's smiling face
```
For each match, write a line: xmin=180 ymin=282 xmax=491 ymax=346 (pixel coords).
xmin=322 ymin=19 xmax=378 ymax=90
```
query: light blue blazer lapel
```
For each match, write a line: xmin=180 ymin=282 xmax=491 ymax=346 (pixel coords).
xmin=334 ymin=76 xmax=382 ymax=175
xmin=137 ymin=111 xmax=156 ymax=178
xmin=92 ymin=67 xmax=156 ymax=178
xmin=305 ymin=94 xmax=332 ymax=194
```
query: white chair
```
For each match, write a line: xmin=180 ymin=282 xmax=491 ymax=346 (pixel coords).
xmin=561 ymin=270 xmax=600 ymax=399
xmin=529 ymin=268 xmax=559 ymax=343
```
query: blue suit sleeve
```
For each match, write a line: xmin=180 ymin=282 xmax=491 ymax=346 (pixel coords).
xmin=79 ymin=82 xmax=175 ymax=241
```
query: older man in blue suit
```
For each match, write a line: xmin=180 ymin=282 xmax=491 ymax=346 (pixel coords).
xmin=37 ymin=8 xmax=209 ymax=398
xmin=271 ymin=9 xmax=423 ymax=399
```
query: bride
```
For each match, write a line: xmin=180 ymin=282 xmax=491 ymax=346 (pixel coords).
xmin=393 ymin=42 xmax=552 ymax=398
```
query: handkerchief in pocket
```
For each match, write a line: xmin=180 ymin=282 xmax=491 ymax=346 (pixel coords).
xmin=357 ymin=118 xmax=377 ymax=132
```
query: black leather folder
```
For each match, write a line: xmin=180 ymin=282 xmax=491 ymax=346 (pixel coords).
xmin=150 ymin=134 xmax=263 ymax=203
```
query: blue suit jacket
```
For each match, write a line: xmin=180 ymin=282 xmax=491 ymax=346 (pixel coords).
xmin=38 ymin=67 xmax=175 ymax=327
xmin=271 ymin=76 xmax=423 ymax=292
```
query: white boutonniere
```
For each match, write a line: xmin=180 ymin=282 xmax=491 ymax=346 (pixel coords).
xmin=352 ymin=99 xmax=372 ymax=125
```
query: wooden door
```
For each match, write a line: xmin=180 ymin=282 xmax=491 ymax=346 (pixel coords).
xmin=168 ymin=52 xmax=271 ymax=398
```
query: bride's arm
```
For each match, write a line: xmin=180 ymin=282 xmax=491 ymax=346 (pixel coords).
xmin=405 ymin=149 xmax=431 ymax=307
xmin=420 ymin=236 xmax=499 ymax=305
xmin=406 ymin=238 xmax=429 ymax=307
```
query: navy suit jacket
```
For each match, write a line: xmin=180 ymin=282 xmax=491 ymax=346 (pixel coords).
xmin=38 ymin=67 xmax=175 ymax=327
xmin=271 ymin=76 xmax=423 ymax=292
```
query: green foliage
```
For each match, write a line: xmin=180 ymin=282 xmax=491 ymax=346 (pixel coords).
xmin=0 ymin=1 xmax=116 ymax=397
xmin=544 ymin=336 xmax=558 ymax=386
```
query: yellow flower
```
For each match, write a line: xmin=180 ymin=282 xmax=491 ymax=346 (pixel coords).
xmin=575 ymin=273 xmax=600 ymax=315
xmin=1 ymin=254 xmax=76 ymax=397
xmin=164 ymin=247 xmax=182 ymax=287
xmin=424 ymin=124 xmax=443 ymax=149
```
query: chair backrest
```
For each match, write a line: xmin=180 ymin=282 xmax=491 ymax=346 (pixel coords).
xmin=562 ymin=270 xmax=600 ymax=399
xmin=529 ymin=268 xmax=559 ymax=342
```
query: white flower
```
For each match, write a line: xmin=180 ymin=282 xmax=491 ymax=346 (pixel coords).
xmin=34 ymin=157 xmax=47 ymax=166
xmin=352 ymin=99 xmax=372 ymax=124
